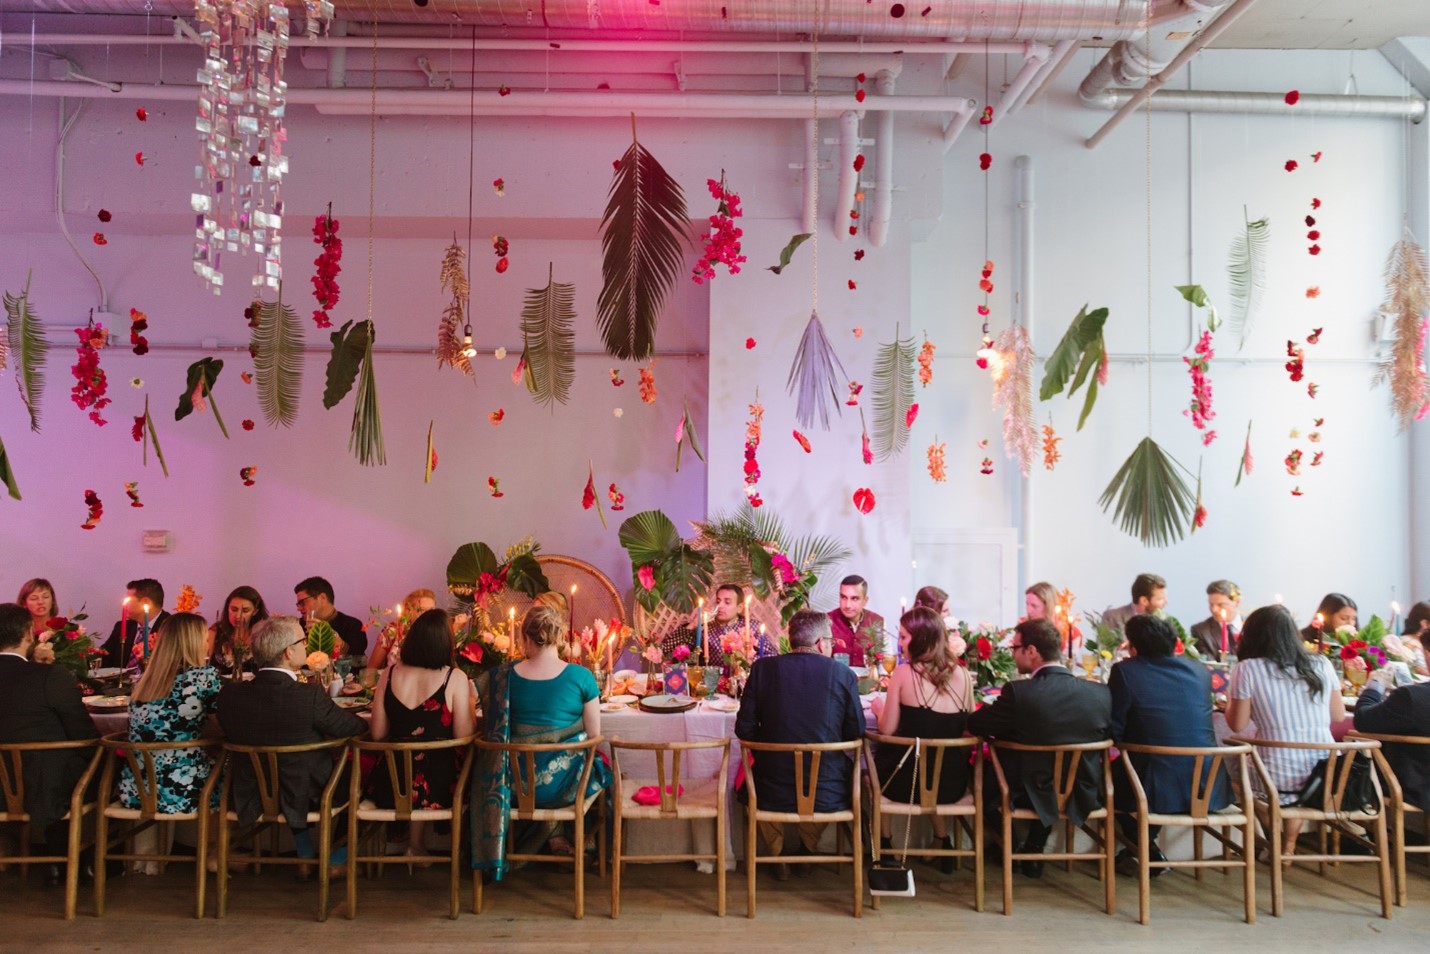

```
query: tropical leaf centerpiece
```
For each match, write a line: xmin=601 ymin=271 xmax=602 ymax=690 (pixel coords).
xmin=306 ymin=619 xmax=337 ymax=658
xmin=619 ymin=509 xmax=715 ymax=616
xmin=446 ymin=537 xmax=550 ymax=610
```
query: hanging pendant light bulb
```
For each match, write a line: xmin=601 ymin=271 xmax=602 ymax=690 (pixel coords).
xmin=461 ymin=323 xmax=477 ymax=358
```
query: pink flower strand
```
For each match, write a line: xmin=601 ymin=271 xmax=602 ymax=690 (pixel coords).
xmin=1183 ymin=329 xmax=1216 ymax=445
xmin=691 ymin=176 xmax=746 ymax=283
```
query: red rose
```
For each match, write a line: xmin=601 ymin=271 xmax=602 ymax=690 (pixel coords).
xmin=976 ymin=637 xmax=992 ymax=661
xmin=1284 ymin=90 xmax=1300 ymax=105
xmin=46 ymin=617 xmax=68 ymax=631
xmin=1340 ymin=645 xmax=1360 ymax=661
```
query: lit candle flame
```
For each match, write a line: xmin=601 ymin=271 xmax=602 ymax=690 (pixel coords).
xmin=1392 ymin=601 xmax=1401 ymax=614
xmin=1313 ymin=612 xmax=1324 ymax=629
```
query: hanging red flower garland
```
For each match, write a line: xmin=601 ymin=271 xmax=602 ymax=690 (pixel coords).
xmin=743 ymin=396 xmax=764 ymax=507
xmin=311 ymin=209 xmax=342 ymax=329
xmin=1183 ymin=329 xmax=1216 ymax=445
xmin=81 ymin=489 xmax=103 ymax=529
xmin=70 ymin=324 xmax=111 ymax=427
xmin=129 ymin=308 xmax=149 ymax=356
xmin=692 ymin=172 xmax=746 ymax=283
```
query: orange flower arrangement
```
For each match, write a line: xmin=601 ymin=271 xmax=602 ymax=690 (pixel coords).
xmin=1042 ymin=423 xmax=1061 ymax=470
xmin=926 ymin=440 xmax=947 ymax=483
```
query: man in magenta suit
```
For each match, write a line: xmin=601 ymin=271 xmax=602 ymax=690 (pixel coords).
xmin=826 ymin=574 xmax=885 ymax=667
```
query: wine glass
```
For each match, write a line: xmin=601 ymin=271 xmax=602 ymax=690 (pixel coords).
xmin=881 ymin=655 xmax=897 ymax=677
xmin=1346 ymin=664 xmax=1368 ymax=694
xmin=358 ymin=667 xmax=380 ymax=694
xmin=1080 ymin=650 xmax=1098 ymax=678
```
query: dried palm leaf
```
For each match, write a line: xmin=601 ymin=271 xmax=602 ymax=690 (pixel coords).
xmin=520 ymin=263 xmax=577 ymax=408
xmin=4 ymin=271 xmax=48 ymax=432
xmin=249 ymin=290 xmax=304 ymax=429
xmin=597 ymin=117 xmax=689 ymax=361
xmin=142 ymin=395 xmax=169 ymax=478
xmin=1371 ymin=228 xmax=1430 ymax=429
xmin=1225 ymin=211 xmax=1269 ymax=351
xmin=786 ymin=310 xmax=849 ymax=431
xmin=871 ymin=324 xmax=916 ymax=461
xmin=349 ymin=320 xmax=385 ymax=466
xmin=0 ymin=322 xmax=7 ymax=374
xmin=1039 ymin=304 xmax=1108 ymax=431
xmin=0 ymin=431 xmax=20 ymax=500
xmin=1099 ymin=436 xmax=1196 ymax=548
xmin=437 ymin=240 xmax=473 ymax=376
xmin=990 ymin=324 xmax=1037 ymax=477
xmin=1234 ymin=419 xmax=1252 ymax=487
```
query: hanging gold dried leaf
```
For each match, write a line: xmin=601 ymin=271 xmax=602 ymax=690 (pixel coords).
xmin=990 ymin=325 xmax=1037 ymax=477
xmin=437 ymin=240 xmax=474 ymax=376
xmin=1372 ymin=228 xmax=1430 ymax=430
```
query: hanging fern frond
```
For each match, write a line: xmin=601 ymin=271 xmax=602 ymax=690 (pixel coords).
xmin=1099 ymin=436 xmax=1196 ymax=548
xmin=991 ymin=325 xmax=1038 ymax=477
xmin=4 ymin=272 xmax=48 ymax=432
xmin=520 ymin=263 xmax=577 ymax=408
xmin=0 ymin=432 xmax=20 ymax=500
xmin=1371 ymin=228 xmax=1430 ymax=430
xmin=596 ymin=119 xmax=689 ymax=361
xmin=786 ymin=310 xmax=849 ymax=431
xmin=249 ymin=291 xmax=304 ymax=429
xmin=871 ymin=324 xmax=916 ymax=461
xmin=436 ymin=240 xmax=474 ymax=376
xmin=1225 ymin=211 xmax=1269 ymax=351
xmin=349 ymin=320 xmax=385 ymax=466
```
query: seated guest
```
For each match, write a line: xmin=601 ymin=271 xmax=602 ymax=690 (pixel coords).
xmin=967 ymin=618 xmax=1111 ymax=876
xmin=17 ymin=578 xmax=58 ymax=637
xmin=735 ymin=610 xmax=865 ymax=865
xmin=914 ymin=585 xmax=966 ymax=657
xmin=827 ymin=574 xmax=885 ymax=667
xmin=1398 ymin=601 xmax=1430 ymax=677
xmin=869 ymin=607 xmax=973 ymax=868
xmin=121 ymin=613 xmax=221 ymax=814
xmin=1353 ymin=665 xmax=1430 ymax=813
xmin=367 ymin=608 xmax=475 ymax=856
xmin=1109 ymin=614 xmax=1228 ymax=876
xmin=1025 ymin=581 xmax=1084 ymax=654
xmin=1301 ymin=592 xmax=1358 ymax=642
xmin=0 ymin=602 xmax=100 ymax=886
xmin=471 ymin=606 xmax=610 ymax=878
xmin=1225 ymin=604 xmax=1345 ymax=854
xmin=368 ymin=588 xmax=438 ymax=670
xmin=1101 ymin=573 xmax=1167 ymax=635
xmin=660 ymin=583 xmax=777 ymax=668
xmin=294 ymin=576 xmax=367 ymax=660
xmin=207 ymin=585 xmax=269 ymax=677
xmin=101 ymin=578 xmax=168 ymax=668
xmin=1190 ymin=579 xmax=1244 ymax=661
xmin=216 ymin=616 xmax=366 ymax=873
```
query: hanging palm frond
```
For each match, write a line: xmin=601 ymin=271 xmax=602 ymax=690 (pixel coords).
xmin=596 ymin=118 xmax=689 ymax=361
xmin=990 ymin=324 xmax=1037 ymax=477
xmin=0 ymin=323 xmax=8 ymax=374
xmin=786 ymin=310 xmax=849 ymax=431
xmin=322 ymin=319 xmax=369 ymax=409
xmin=436 ymin=240 xmax=474 ymax=376
xmin=1371 ymin=228 xmax=1430 ymax=430
xmin=4 ymin=272 xmax=48 ymax=432
xmin=1039 ymin=304 xmax=1108 ymax=431
xmin=520 ymin=263 xmax=577 ymax=408
xmin=249 ymin=291 xmax=304 ymax=428
xmin=1099 ymin=436 xmax=1196 ymax=547
xmin=871 ymin=324 xmax=916 ymax=461
xmin=1224 ymin=211 xmax=1269 ymax=351
xmin=349 ymin=320 xmax=385 ymax=466
xmin=0 ymin=432 xmax=20 ymax=500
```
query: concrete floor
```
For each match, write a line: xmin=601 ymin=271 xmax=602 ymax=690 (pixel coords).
xmin=6 ymin=852 xmax=1425 ymax=952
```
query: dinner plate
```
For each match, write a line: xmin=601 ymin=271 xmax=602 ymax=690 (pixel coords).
xmin=85 ymin=695 xmax=129 ymax=708
xmin=606 ymin=694 xmax=637 ymax=705
xmin=88 ymin=667 xmax=124 ymax=679
xmin=703 ymin=698 xmax=740 ymax=712
xmin=334 ymin=697 xmax=369 ymax=710
xmin=638 ymin=694 xmax=697 ymax=714
xmin=601 ymin=701 xmax=629 ymax=712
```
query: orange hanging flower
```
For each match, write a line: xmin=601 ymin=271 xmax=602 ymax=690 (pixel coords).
xmin=638 ymin=361 xmax=658 ymax=404
xmin=926 ymin=440 xmax=947 ymax=483
xmin=1042 ymin=423 xmax=1061 ymax=470
xmin=175 ymin=584 xmax=203 ymax=613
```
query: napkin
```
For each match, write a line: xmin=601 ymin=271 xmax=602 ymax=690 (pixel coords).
xmin=632 ymin=784 xmax=684 ymax=805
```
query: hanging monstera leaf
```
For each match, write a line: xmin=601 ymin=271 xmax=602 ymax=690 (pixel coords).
xmin=249 ymin=290 xmax=304 ymax=428
xmin=596 ymin=119 xmax=689 ymax=361
xmin=871 ymin=325 xmax=916 ymax=461
xmin=174 ymin=357 xmax=229 ymax=438
xmin=4 ymin=272 xmax=48 ymax=432
xmin=322 ymin=319 xmax=369 ymax=409
xmin=520 ymin=263 xmax=576 ymax=408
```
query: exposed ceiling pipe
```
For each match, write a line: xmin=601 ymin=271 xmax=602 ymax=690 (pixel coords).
xmin=18 ymin=1 xmax=1169 ymax=40
xmin=1010 ymin=38 xmax=1076 ymax=113
xmin=1015 ymin=155 xmax=1036 ymax=590
xmin=870 ymin=70 xmax=896 ymax=249
xmin=941 ymin=99 xmax=979 ymax=154
xmin=1025 ymin=39 xmax=1082 ymax=107
xmin=1083 ymin=0 xmax=1259 ymax=149
xmin=834 ymin=111 xmax=861 ymax=242
xmin=1083 ymin=87 xmax=1427 ymax=121
xmin=989 ymin=41 xmax=1049 ymax=129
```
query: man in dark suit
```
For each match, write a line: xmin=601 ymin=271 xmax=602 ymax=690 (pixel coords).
xmin=1101 ymin=572 xmax=1167 ymax=635
xmin=1110 ymin=614 xmax=1228 ymax=875
xmin=968 ymin=617 xmax=1111 ymax=876
xmin=1354 ymin=667 xmax=1430 ymax=813
xmin=0 ymin=602 xmax=100 ymax=886
xmin=100 ymin=578 xmax=169 ymax=668
xmin=217 ymin=615 xmax=366 ymax=867
xmin=1188 ymin=579 xmax=1243 ymax=661
xmin=736 ymin=609 xmax=865 ymax=867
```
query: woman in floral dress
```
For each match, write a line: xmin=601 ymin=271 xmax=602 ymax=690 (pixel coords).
xmin=120 ymin=612 xmax=222 ymax=813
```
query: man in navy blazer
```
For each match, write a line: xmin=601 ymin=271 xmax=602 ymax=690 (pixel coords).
xmin=1354 ymin=668 xmax=1430 ymax=813
xmin=1110 ymin=613 xmax=1228 ymax=875
xmin=968 ymin=618 xmax=1111 ymax=875
xmin=217 ymin=615 xmax=366 ymax=864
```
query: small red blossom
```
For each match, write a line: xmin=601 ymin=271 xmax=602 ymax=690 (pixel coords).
xmin=498 ymin=85 xmax=511 ymax=96
xmin=856 ymin=73 xmax=866 ymax=83
xmin=1307 ymin=327 xmax=1322 ymax=344
xmin=241 ymin=371 xmax=253 ymax=384
xmin=607 ymin=483 xmax=625 ymax=511
xmin=488 ymin=476 xmax=503 ymax=498
xmin=1306 ymin=286 xmax=1321 ymax=298
xmin=488 ymin=408 xmax=504 ymax=425
xmin=848 ymin=279 xmax=857 ymax=290
xmin=862 ymin=431 xmax=873 ymax=465
xmin=745 ymin=337 xmax=756 ymax=350
xmin=853 ymin=154 xmax=866 ymax=172
xmin=97 ymin=209 xmax=112 ymax=223
xmin=1284 ymin=90 xmax=1300 ymax=105
xmin=1285 ymin=449 xmax=1303 ymax=476
xmin=905 ymin=403 xmax=919 ymax=428
xmin=855 ymin=89 xmax=866 ymax=103
xmin=492 ymin=178 xmax=505 ymax=196
xmin=241 ymin=419 xmax=254 ymax=431
xmin=460 ymin=642 xmax=484 ymax=665
xmin=1311 ymin=451 xmax=1325 ymax=467
xmin=1306 ymin=215 xmax=1317 ymax=227
xmin=609 ymin=368 xmax=624 ymax=386
xmin=1311 ymin=151 xmax=1322 ymax=162
xmin=128 ymin=307 xmax=149 ymax=356
xmin=495 ymin=257 xmax=509 ymax=273
xmin=1307 ymin=230 xmax=1320 ymax=240
xmin=92 ymin=232 xmax=107 ymax=245
xmin=1308 ymin=244 xmax=1321 ymax=256
xmin=135 ymin=107 xmax=148 ymax=121
xmin=1284 ymin=159 xmax=1298 ymax=172
xmin=582 ymin=472 xmax=597 ymax=510
xmin=792 ymin=430 xmax=812 ymax=453
xmin=132 ymin=415 xmax=146 ymax=442
xmin=1312 ymin=198 xmax=1322 ymax=209
xmin=1291 ymin=486 xmax=1304 ymax=496
xmin=979 ymin=457 xmax=995 ymax=475
xmin=637 ymin=565 xmax=656 ymax=591
xmin=1308 ymin=382 xmax=1320 ymax=398
xmin=854 ymin=249 xmax=865 ymax=261
xmin=248 ymin=155 xmax=261 ymax=167
xmin=846 ymin=380 xmax=863 ymax=406
xmin=239 ymin=466 xmax=257 ymax=486
xmin=134 ymin=152 xmax=146 ymax=166
xmin=81 ymin=490 xmax=103 ymax=529
xmin=1194 ymin=503 xmax=1208 ymax=529
xmin=979 ymin=153 xmax=992 ymax=170
xmin=1285 ymin=341 xmax=1306 ymax=382
xmin=849 ymin=225 xmax=858 ymax=236
xmin=852 ymin=487 xmax=876 ymax=514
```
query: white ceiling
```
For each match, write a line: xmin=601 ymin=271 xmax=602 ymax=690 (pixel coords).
xmin=1213 ymin=0 xmax=1429 ymax=50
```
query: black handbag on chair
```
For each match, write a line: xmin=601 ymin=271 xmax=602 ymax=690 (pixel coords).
xmin=1295 ymin=752 xmax=1378 ymax=814
xmin=868 ymin=740 xmax=918 ymax=898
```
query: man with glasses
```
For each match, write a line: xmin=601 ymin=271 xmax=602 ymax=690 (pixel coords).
xmin=293 ymin=576 xmax=368 ymax=661
xmin=967 ymin=617 xmax=1111 ymax=877
xmin=217 ymin=616 xmax=366 ymax=876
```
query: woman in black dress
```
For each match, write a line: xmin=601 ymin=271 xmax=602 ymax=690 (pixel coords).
xmin=869 ymin=607 xmax=974 ymax=857
xmin=367 ymin=609 xmax=476 ymax=858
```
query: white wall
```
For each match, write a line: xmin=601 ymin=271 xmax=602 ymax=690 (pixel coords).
xmin=0 ymin=43 xmax=1422 ymax=638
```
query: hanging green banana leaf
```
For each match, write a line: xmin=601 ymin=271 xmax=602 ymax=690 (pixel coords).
xmin=322 ymin=319 xmax=370 ymax=409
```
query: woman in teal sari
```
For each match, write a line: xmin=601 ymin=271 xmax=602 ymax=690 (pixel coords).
xmin=472 ymin=604 xmax=610 ymax=880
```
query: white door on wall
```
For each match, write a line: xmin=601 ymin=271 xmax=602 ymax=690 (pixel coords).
xmin=912 ymin=528 xmax=1018 ymax=628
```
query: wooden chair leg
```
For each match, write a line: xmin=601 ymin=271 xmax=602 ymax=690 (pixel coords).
xmin=852 ymin=820 xmax=863 ymax=919
xmin=973 ymin=814 xmax=985 ymax=913
xmin=1103 ymin=813 xmax=1115 ymax=916
xmin=1268 ymin=810 xmax=1284 ymax=918
xmin=346 ymin=810 xmax=358 ymax=920
xmin=1063 ymin=819 xmax=1073 ymax=872
xmin=64 ymin=813 xmax=83 ymax=921
xmin=216 ymin=814 xmax=229 ymax=919
xmin=1243 ymin=817 xmax=1257 ymax=925
xmin=93 ymin=811 xmax=109 ymax=918
xmin=195 ymin=810 xmax=208 ymax=920
xmin=317 ymin=820 xmax=332 ymax=923
xmin=1137 ymin=817 xmax=1151 ymax=925
xmin=1376 ymin=813 xmax=1394 ymax=920
xmin=573 ymin=810 xmax=585 ymax=920
xmin=1193 ymin=825 xmax=1205 ymax=882
xmin=745 ymin=808 xmax=758 ymax=919
xmin=716 ymin=803 xmax=727 ymax=918
xmin=1393 ymin=802 xmax=1408 ymax=907
xmin=1001 ymin=810 xmax=1014 ymax=916
xmin=610 ymin=809 xmax=623 ymax=919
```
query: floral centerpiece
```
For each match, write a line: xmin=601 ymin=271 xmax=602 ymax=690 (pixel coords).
xmin=446 ymin=535 xmax=550 ymax=678
xmin=720 ymin=626 xmax=761 ymax=692
xmin=957 ymin=622 xmax=1017 ymax=693
xmin=454 ymin=613 xmax=520 ymax=680
xmin=38 ymin=611 xmax=105 ymax=690
xmin=1319 ymin=615 xmax=1389 ymax=669
xmin=574 ymin=617 xmax=633 ymax=673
